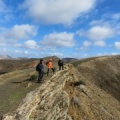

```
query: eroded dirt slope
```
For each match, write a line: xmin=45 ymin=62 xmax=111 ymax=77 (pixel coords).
xmin=0 ymin=56 xmax=60 ymax=118
xmin=72 ymin=55 xmax=120 ymax=101
xmin=2 ymin=55 xmax=120 ymax=120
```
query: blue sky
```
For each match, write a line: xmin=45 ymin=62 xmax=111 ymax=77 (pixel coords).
xmin=0 ymin=0 xmax=120 ymax=58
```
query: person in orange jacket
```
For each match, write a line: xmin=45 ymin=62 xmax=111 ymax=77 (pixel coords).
xmin=46 ymin=58 xmax=54 ymax=76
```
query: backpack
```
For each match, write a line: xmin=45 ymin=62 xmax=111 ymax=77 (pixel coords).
xmin=60 ymin=60 xmax=63 ymax=63
xmin=59 ymin=60 xmax=63 ymax=65
xmin=36 ymin=64 xmax=39 ymax=71
xmin=46 ymin=61 xmax=49 ymax=65
xmin=36 ymin=64 xmax=44 ymax=72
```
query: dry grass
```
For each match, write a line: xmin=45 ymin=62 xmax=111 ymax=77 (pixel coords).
xmin=72 ymin=55 xmax=120 ymax=101
xmin=1 ymin=55 xmax=120 ymax=119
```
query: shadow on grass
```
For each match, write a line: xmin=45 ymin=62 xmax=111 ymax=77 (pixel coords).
xmin=0 ymin=71 xmax=8 ymax=75
xmin=70 ymin=80 xmax=85 ymax=87
xmin=11 ymin=81 xmax=22 ymax=84
xmin=23 ymin=75 xmax=39 ymax=83
xmin=11 ymin=75 xmax=38 ymax=84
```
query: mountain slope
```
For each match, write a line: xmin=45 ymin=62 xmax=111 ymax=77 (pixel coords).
xmin=62 ymin=58 xmax=78 ymax=63
xmin=0 ymin=55 xmax=12 ymax=60
xmin=2 ymin=55 xmax=120 ymax=120
xmin=72 ymin=55 xmax=120 ymax=101
xmin=0 ymin=56 xmax=59 ymax=74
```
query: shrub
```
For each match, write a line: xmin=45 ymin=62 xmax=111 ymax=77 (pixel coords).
xmin=29 ymin=75 xmax=37 ymax=81
xmin=70 ymin=80 xmax=85 ymax=87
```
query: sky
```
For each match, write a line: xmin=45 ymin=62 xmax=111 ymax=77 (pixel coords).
xmin=0 ymin=0 xmax=120 ymax=59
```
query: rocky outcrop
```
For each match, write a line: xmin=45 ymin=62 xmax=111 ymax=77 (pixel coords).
xmin=2 ymin=56 xmax=120 ymax=120
xmin=2 ymin=65 xmax=72 ymax=120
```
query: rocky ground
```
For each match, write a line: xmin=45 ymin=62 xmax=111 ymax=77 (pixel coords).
xmin=0 ymin=68 xmax=39 ymax=117
xmin=0 ymin=56 xmax=59 ymax=118
xmin=0 ymin=55 xmax=120 ymax=120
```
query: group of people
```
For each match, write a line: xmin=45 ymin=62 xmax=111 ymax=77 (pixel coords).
xmin=36 ymin=58 xmax=64 ymax=83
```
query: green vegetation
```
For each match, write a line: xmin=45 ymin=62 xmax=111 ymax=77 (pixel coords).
xmin=29 ymin=75 xmax=37 ymax=81
xmin=9 ymin=91 xmax=23 ymax=104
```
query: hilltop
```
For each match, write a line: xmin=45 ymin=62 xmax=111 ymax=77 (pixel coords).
xmin=1 ymin=55 xmax=120 ymax=120
xmin=62 ymin=58 xmax=78 ymax=63
xmin=0 ymin=56 xmax=60 ymax=117
xmin=0 ymin=55 xmax=12 ymax=60
xmin=0 ymin=56 xmax=59 ymax=74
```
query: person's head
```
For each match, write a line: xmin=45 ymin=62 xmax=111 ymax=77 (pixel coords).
xmin=49 ymin=58 xmax=52 ymax=61
xmin=40 ymin=59 xmax=43 ymax=64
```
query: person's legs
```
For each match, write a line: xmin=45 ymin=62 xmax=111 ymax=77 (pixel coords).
xmin=40 ymin=72 xmax=43 ymax=80
xmin=38 ymin=71 xmax=43 ymax=83
xmin=47 ymin=68 xmax=50 ymax=76
xmin=59 ymin=65 xmax=61 ymax=70
xmin=51 ymin=68 xmax=54 ymax=73
xmin=62 ymin=65 xmax=64 ymax=70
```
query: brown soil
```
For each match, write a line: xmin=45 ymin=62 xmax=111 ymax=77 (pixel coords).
xmin=1 ymin=55 xmax=120 ymax=120
xmin=72 ymin=55 xmax=120 ymax=101
xmin=0 ymin=56 xmax=59 ymax=118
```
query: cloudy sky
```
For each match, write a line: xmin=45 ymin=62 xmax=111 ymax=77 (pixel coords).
xmin=0 ymin=0 xmax=120 ymax=58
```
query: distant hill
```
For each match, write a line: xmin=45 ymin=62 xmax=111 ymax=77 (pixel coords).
xmin=0 ymin=56 xmax=59 ymax=74
xmin=0 ymin=55 xmax=12 ymax=60
xmin=62 ymin=58 xmax=78 ymax=63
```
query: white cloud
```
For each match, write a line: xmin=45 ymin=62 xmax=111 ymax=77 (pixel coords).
xmin=2 ymin=14 xmax=14 ymax=22
xmin=73 ymin=53 xmax=89 ymax=58
xmin=19 ymin=0 xmax=96 ymax=25
xmin=89 ymin=13 xmax=120 ymax=36
xmin=96 ymin=52 xmax=120 ymax=57
xmin=15 ymin=50 xmax=29 ymax=55
xmin=87 ymin=26 xmax=114 ymax=41
xmin=41 ymin=32 xmax=75 ymax=48
xmin=24 ymin=40 xmax=39 ymax=49
xmin=90 ymin=14 xmax=120 ymax=31
xmin=3 ymin=24 xmax=37 ymax=40
xmin=0 ymin=47 xmax=7 ymax=53
xmin=0 ymin=0 xmax=8 ymax=13
xmin=111 ymin=53 xmax=120 ymax=55
xmin=77 ymin=25 xmax=114 ymax=48
xmin=89 ymin=19 xmax=109 ymax=26
xmin=79 ymin=47 xmax=85 ymax=50
xmin=83 ymin=41 xmax=91 ymax=47
xmin=15 ymin=50 xmax=22 ymax=54
xmin=114 ymin=42 xmax=120 ymax=50
xmin=0 ymin=0 xmax=13 ymax=23
xmin=0 ymin=41 xmax=6 ymax=46
xmin=76 ymin=29 xmax=85 ymax=36
xmin=0 ymin=24 xmax=37 ymax=45
xmin=94 ymin=41 xmax=106 ymax=47
xmin=24 ymin=51 xmax=29 ymax=54
xmin=112 ymin=13 xmax=120 ymax=20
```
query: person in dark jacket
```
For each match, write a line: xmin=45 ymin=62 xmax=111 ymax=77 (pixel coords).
xmin=58 ymin=59 xmax=64 ymax=70
xmin=37 ymin=59 xmax=44 ymax=83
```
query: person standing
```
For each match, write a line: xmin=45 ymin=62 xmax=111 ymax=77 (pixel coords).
xmin=58 ymin=59 xmax=64 ymax=70
xmin=46 ymin=58 xmax=54 ymax=76
xmin=36 ymin=59 xmax=44 ymax=83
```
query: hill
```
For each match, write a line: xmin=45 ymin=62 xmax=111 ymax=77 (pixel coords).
xmin=72 ymin=55 xmax=120 ymax=101
xmin=0 ymin=56 xmax=59 ymax=74
xmin=0 ymin=56 xmax=60 ymax=118
xmin=62 ymin=58 xmax=78 ymax=63
xmin=0 ymin=55 xmax=12 ymax=60
xmin=1 ymin=55 xmax=120 ymax=120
